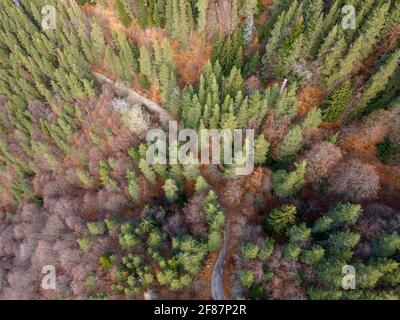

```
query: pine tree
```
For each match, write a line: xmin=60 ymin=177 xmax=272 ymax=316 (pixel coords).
xmin=272 ymin=161 xmax=307 ymax=198
xmin=115 ymin=0 xmax=133 ymax=28
xmin=99 ymin=159 xmax=117 ymax=188
xmin=322 ymin=81 xmax=352 ymax=122
xmin=139 ymin=158 xmax=156 ymax=183
xmin=305 ymin=13 xmax=324 ymax=57
xmin=31 ymin=141 xmax=57 ymax=170
xmin=277 ymin=125 xmax=303 ymax=160
xmin=321 ymin=0 xmax=341 ymax=36
xmin=359 ymin=50 xmax=400 ymax=109
xmin=239 ymin=271 xmax=254 ymax=288
xmin=274 ymin=18 xmax=305 ymax=76
xmin=135 ymin=0 xmax=153 ymax=28
xmin=274 ymin=82 xmax=298 ymax=118
xmin=195 ymin=176 xmax=209 ymax=192
xmin=77 ymin=236 xmax=91 ymax=252
xmin=284 ymin=243 xmax=301 ymax=261
xmin=331 ymin=2 xmax=390 ymax=86
xmin=187 ymin=94 xmax=202 ymax=129
xmin=183 ymin=163 xmax=199 ymax=181
xmin=178 ymin=0 xmax=190 ymax=45
xmin=317 ymin=24 xmax=339 ymax=60
xmin=328 ymin=203 xmax=362 ymax=228
xmin=139 ymin=46 xmax=154 ymax=82
xmin=114 ymin=30 xmax=138 ymax=73
xmin=127 ymin=169 xmax=139 ymax=203
xmin=240 ymin=242 xmax=260 ymax=260
xmin=318 ymin=36 xmax=347 ymax=84
xmin=254 ymin=134 xmax=270 ymax=165
xmin=286 ymin=223 xmax=311 ymax=243
xmin=163 ymin=178 xmax=179 ymax=202
xmin=87 ymin=221 xmax=106 ymax=236
xmin=328 ymin=231 xmax=360 ymax=261
xmin=264 ymin=11 xmax=285 ymax=62
xmin=312 ymin=215 xmax=333 ymax=234
xmin=159 ymin=63 xmax=172 ymax=102
xmin=196 ymin=0 xmax=209 ymax=37
xmin=209 ymin=103 xmax=220 ymax=129
xmin=374 ymin=232 xmax=400 ymax=257
xmin=76 ymin=168 xmax=93 ymax=188
xmin=302 ymin=108 xmax=322 ymax=129
xmin=168 ymin=0 xmax=191 ymax=45
xmin=241 ymin=0 xmax=258 ymax=44
xmin=180 ymin=86 xmax=193 ymax=127
xmin=258 ymin=239 xmax=275 ymax=261
xmin=231 ymin=0 xmax=239 ymax=31
xmin=104 ymin=219 xmax=119 ymax=234
xmin=169 ymin=164 xmax=185 ymax=187
xmin=265 ymin=204 xmax=297 ymax=233
xmin=119 ymin=223 xmax=139 ymax=250
xmin=301 ymin=245 xmax=325 ymax=265
xmin=220 ymin=110 xmax=238 ymax=130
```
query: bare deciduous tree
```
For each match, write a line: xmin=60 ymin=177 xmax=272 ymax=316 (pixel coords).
xmin=329 ymin=159 xmax=380 ymax=202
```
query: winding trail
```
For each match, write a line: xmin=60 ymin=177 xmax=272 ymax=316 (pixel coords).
xmin=93 ymin=71 xmax=229 ymax=300
xmin=211 ymin=219 xmax=229 ymax=300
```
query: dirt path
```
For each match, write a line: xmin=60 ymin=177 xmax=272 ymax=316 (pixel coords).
xmin=93 ymin=71 xmax=231 ymax=300
xmin=211 ymin=220 xmax=229 ymax=300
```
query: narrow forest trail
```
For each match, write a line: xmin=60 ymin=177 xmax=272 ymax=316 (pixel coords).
xmin=92 ymin=71 xmax=232 ymax=300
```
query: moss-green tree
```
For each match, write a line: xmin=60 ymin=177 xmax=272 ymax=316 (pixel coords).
xmin=277 ymin=125 xmax=303 ymax=160
xmin=254 ymin=134 xmax=270 ymax=165
xmin=115 ymin=0 xmax=133 ymax=27
xmin=127 ymin=170 xmax=139 ymax=203
xmin=240 ymin=242 xmax=260 ymax=260
xmin=163 ymin=178 xmax=179 ymax=202
xmin=284 ymin=243 xmax=301 ymax=261
xmin=301 ymin=245 xmax=325 ymax=265
xmin=272 ymin=161 xmax=307 ymax=198
xmin=265 ymin=205 xmax=297 ymax=233
xmin=239 ymin=271 xmax=254 ymax=288
xmin=374 ymin=232 xmax=400 ymax=257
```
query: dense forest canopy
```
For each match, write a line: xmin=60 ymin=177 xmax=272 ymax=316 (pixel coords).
xmin=0 ymin=0 xmax=399 ymax=300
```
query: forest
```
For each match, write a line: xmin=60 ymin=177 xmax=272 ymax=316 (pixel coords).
xmin=0 ymin=0 xmax=399 ymax=300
